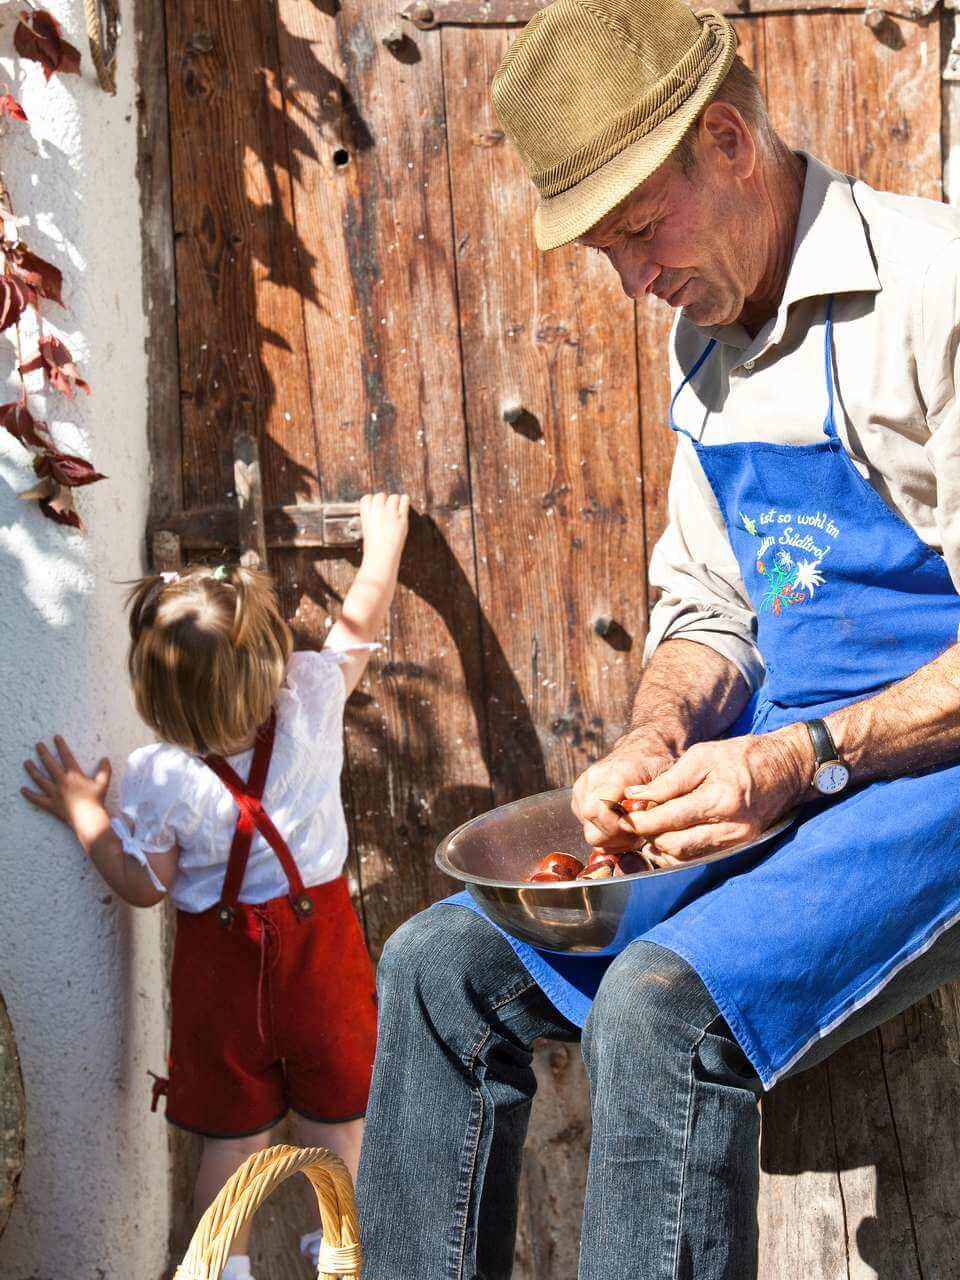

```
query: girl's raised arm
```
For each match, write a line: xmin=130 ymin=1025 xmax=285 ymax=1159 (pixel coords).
xmin=327 ymin=492 xmax=410 ymax=696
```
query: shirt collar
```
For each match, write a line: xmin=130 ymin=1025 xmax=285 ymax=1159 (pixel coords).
xmin=693 ymin=151 xmax=881 ymax=358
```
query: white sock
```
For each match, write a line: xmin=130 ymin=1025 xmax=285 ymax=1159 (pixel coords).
xmin=222 ymin=1256 xmax=254 ymax=1280
xmin=299 ymin=1228 xmax=324 ymax=1268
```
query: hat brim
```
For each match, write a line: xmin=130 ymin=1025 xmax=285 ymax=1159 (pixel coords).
xmin=533 ymin=20 xmax=738 ymax=251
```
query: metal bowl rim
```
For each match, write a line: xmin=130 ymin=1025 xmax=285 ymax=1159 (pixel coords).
xmin=435 ymin=787 xmax=797 ymax=890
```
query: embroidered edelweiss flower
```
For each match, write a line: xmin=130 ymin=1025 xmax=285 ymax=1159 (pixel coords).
xmin=793 ymin=558 xmax=824 ymax=598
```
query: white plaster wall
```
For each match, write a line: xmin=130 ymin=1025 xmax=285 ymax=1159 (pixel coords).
xmin=0 ymin=3 xmax=170 ymax=1277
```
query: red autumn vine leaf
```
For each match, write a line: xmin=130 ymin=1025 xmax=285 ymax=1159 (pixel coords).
xmin=17 ymin=472 xmax=83 ymax=529
xmin=35 ymin=449 xmax=106 ymax=488
xmin=14 ymin=10 xmax=81 ymax=80
xmin=20 ymin=335 xmax=90 ymax=397
xmin=7 ymin=245 xmax=62 ymax=305
xmin=0 ymin=399 xmax=49 ymax=449
xmin=0 ymin=93 xmax=27 ymax=122
xmin=41 ymin=486 xmax=83 ymax=528
xmin=0 ymin=275 xmax=36 ymax=330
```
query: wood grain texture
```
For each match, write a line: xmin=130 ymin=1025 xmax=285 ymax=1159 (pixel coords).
xmin=273 ymin=0 xmax=493 ymax=953
xmin=165 ymin=0 xmax=320 ymax=510
xmin=136 ymin=0 xmax=182 ymax=525
xmin=444 ymin=24 xmax=648 ymax=803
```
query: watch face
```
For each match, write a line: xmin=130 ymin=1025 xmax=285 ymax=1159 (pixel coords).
xmin=815 ymin=763 xmax=849 ymax=795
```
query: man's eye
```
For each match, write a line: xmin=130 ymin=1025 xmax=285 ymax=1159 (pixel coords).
xmin=636 ymin=223 xmax=656 ymax=241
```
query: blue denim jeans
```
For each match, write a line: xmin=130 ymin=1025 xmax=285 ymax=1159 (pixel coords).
xmin=356 ymin=905 xmax=960 ymax=1280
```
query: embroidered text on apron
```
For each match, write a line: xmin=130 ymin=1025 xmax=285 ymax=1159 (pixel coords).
xmin=440 ymin=299 xmax=960 ymax=1086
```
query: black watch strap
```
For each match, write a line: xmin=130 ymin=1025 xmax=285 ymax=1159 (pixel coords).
xmin=805 ymin=718 xmax=839 ymax=766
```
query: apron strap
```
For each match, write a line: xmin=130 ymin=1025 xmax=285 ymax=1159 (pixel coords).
xmin=822 ymin=295 xmax=838 ymax=440
xmin=203 ymin=711 xmax=313 ymax=925
xmin=669 ymin=338 xmax=717 ymax=441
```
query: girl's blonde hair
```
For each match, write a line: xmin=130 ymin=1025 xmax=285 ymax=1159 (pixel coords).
xmin=126 ymin=564 xmax=293 ymax=757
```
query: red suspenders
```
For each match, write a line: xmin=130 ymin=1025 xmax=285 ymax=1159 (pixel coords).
xmin=202 ymin=710 xmax=315 ymax=926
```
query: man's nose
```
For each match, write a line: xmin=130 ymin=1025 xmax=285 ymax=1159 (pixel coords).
xmin=608 ymin=249 xmax=660 ymax=299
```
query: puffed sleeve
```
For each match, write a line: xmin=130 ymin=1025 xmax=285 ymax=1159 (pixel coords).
xmin=109 ymin=751 xmax=178 ymax=894
xmin=920 ymin=237 xmax=960 ymax=599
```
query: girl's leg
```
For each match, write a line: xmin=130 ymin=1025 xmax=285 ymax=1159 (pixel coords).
xmin=294 ymin=1115 xmax=364 ymax=1182
xmin=195 ymin=1128 xmax=276 ymax=1257
xmin=292 ymin=1114 xmax=365 ymax=1250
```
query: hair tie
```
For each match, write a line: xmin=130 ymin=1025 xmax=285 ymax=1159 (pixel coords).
xmin=159 ymin=571 xmax=180 ymax=585
xmin=211 ymin=564 xmax=228 ymax=581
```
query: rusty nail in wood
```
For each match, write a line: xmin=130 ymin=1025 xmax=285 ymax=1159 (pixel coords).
xmin=472 ymin=129 xmax=505 ymax=148
xmin=382 ymin=23 xmax=405 ymax=49
xmin=502 ymin=404 xmax=524 ymax=425
xmin=410 ymin=2 xmax=435 ymax=23
xmin=593 ymin=615 xmax=614 ymax=637
xmin=864 ymin=7 xmax=886 ymax=28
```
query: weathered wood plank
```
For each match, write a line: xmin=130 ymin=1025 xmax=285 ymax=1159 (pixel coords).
xmin=165 ymin=0 xmax=320 ymax=510
xmin=758 ymin=1064 xmax=849 ymax=1279
xmin=825 ymin=1033 xmax=922 ymax=1279
xmin=136 ymin=0 xmax=182 ymax=527
xmin=402 ymin=0 xmax=940 ymax=28
xmin=514 ymin=1041 xmax=591 ymax=1279
xmin=878 ymin=988 xmax=960 ymax=1277
xmin=760 ymin=10 xmax=942 ymax=197
xmin=443 ymin=24 xmax=648 ymax=804
xmin=274 ymin=0 xmax=492 ymax=953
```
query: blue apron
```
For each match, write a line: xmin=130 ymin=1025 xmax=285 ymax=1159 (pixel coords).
xmin=439 ymin=299 xmax=960 ymax=1087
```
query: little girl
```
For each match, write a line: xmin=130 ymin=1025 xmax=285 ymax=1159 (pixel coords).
xmin=21 ymin=491 xmax=409 ymax=1279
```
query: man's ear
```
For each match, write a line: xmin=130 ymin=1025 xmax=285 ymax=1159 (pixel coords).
xmin=698 ymin=101 xmax=756 ymax=180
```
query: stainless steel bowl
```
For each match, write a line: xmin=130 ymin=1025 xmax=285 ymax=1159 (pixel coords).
xmin=435 ymin=786 xmax=794 ymax=955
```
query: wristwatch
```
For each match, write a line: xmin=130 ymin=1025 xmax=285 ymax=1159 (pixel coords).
xmin=804 ymin=718 xmax=850 ymax=795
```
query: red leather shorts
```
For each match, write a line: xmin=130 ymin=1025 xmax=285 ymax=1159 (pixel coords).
xmin=163 ymin=876 xmax=377 ymax=1137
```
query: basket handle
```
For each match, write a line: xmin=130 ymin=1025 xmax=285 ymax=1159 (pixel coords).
xmin=175 ymin=1143 xmax=362 ymax=1280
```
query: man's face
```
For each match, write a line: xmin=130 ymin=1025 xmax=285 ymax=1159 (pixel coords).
xmin=578 ymin=142 xmax=755 ymax=328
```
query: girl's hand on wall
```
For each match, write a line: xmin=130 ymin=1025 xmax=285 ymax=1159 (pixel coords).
xmin=22 ymin=736 xmax=111 ymax=841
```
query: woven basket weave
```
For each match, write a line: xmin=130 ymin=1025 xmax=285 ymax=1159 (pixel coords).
xmin=175 ymin=1144 xmax=362 ymax=1280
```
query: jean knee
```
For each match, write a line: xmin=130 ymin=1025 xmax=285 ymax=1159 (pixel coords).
xmin=582 ymin=941 xmax=713 ymax=1075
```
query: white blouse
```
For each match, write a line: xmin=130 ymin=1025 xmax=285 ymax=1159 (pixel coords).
xmin=110 ymin=649 xmax=368 ymax=913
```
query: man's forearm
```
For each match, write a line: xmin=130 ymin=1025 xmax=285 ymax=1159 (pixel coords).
xmin=825 ymin=641 xmax=960 ymax=782
xmin=618 ymin=638 xmax=751 ymax=757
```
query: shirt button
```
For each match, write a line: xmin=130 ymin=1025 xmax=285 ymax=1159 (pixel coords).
xmin=744 ymin=359 xmax=755 ymax=371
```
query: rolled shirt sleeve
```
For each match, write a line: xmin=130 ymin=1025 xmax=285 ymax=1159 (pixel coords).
xmin=643 ymin=435 xmax=765 ymax=692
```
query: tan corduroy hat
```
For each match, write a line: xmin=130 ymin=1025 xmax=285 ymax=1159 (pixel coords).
xmin=491 ymin=0 xmax=738 ymax=250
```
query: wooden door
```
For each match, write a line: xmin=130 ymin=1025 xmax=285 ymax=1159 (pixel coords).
xmin=144 ymin=0 xmax=959 ymax=1274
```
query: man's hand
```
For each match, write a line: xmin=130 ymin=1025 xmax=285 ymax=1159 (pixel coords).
xmin=572 ymin=733 xmax=678 ymax=849
xmin=619 ymin=726 xmax=812 ymax=864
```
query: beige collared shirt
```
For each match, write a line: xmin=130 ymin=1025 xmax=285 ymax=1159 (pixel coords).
xmin=644 ymin=152 xmax=960 ymax=691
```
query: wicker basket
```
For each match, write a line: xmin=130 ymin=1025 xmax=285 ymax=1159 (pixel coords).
xmin=174 ymin=1144 xmax=363 ymax=1280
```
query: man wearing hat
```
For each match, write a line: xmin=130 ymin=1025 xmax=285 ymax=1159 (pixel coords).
xmin=356 ymin=1 xmax=960 ymax=1275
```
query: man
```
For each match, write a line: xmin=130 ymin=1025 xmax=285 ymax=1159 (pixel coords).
xmin=356 ymin=2 xmax=960 ymax=1277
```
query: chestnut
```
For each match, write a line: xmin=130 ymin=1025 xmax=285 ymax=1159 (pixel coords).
xmin=618 ymin=850 xmax=651 ymax=876
xmin=577 ymin=852 xmax=623 ymax=880
xmin=526 ymin=852 xmax=583 ymax=883
xmin=528 ymin=870 xmax=566 ymax=883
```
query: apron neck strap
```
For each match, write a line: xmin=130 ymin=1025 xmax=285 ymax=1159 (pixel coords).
xmin=669 ymin=337 xmax=717 ymax=440
xmin=822 ymin=295 xmax=838 ymax=440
